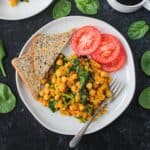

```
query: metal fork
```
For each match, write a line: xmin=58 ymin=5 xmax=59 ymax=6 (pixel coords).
xmin=69 ymin=78 xmax=123 ymax=148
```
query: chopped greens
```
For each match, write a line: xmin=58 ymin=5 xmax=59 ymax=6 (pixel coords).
xmin=85 ymin=105 xmax=93 ymax=114
xmin=48 ymin=100 xmax=57 ymax=112
xmin=80 ymin=94 xmax=87 ymax=104
xmin=62 ymin=93 xmax=75 ymax=105
xmin=79 ymin=70 xmax=91 ymax=89
xmin=76 ymin=116 xmax=87 ymax=123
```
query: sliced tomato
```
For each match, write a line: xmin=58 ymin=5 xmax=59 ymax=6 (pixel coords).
xmin=90 ymin=34 xmax=121 ymax=64
xmin=71 ymin=26 xmax=101 ymax=55
xmin=101 ymin=48 xmax=126 ymax=72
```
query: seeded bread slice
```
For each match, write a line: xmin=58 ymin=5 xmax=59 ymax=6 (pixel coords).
xmin=11 ymin=53 xmax=41 ymax=99
xmin=32 ymin=29 xmax=75 ymax=79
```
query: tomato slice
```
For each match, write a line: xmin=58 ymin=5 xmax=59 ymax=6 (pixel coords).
xmin=101 ymin=48 xmax=126 ymax=72
xmin=71 ymin=26 xmax=101 ymax=55
xmin=90 ymin=34 xmax=121 ymax=64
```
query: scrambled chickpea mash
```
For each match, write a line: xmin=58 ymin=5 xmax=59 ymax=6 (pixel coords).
xmin=38 ymin=54 xmax=112 ymax=122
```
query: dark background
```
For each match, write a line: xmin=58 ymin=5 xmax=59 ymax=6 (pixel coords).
xmin=0 ymin=0 xmax=150 ymax=150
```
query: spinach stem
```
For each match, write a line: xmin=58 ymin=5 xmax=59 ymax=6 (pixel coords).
xmin=0 ymin=62 xmax=6 ymax=77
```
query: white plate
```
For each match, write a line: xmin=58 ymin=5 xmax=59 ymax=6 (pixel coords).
xmin=16 ymin=16 xmax=135 ymax=135
xmin=0 ymin=0 xmax=53 ymax=20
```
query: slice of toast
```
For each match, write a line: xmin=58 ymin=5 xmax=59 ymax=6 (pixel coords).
xmin=12 ymin=52 xmax=41 ymax=99
xmin=32 ymin=29 xmax=75 ymax=79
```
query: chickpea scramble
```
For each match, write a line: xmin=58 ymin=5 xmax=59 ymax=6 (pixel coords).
xmin=38 ymin=54 xmax=112 ymax=122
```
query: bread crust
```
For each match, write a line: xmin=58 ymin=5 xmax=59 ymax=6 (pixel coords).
xmin=31 ymin=29 xmax=75 ymax=79
xmin=11 ymin=53 xmax=39 ymax=99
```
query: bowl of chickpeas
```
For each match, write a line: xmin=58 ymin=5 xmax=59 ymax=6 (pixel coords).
xmin=38 ymin=54 xmax=112 ymax=123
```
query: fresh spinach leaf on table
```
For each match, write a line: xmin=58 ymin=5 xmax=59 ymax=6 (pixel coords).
xmin=53 ymin=0 xmax=71 ymax=19
xmin=128 ymin=20 xmax=149 ymax=40
xmin=141 ymin=51 xmax=150 ymax=76
xmin=0 ymin=83 xmax=16 ymax=113
xmin=75 ymin=0 xmax=100 ymax=15
xmin=138 ymin=87 xmax=150 ymax=109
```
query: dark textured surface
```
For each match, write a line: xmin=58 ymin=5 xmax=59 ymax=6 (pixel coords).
xmin=0 ymin=0 xmax=150 ymax=150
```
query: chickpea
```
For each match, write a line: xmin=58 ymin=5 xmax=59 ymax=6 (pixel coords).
xmin=44 ymin=88 xmax=50 ymax=94
xmin=65 ymin=62 xmax=72 ymax=68
xmin=79 ymin=104 xmax=85 ymax=111
xmin=86 ymin=83 xmax=92 ymax=89
xmin=9 ymin=0 xmax=18 ymax=7
xmin=55 ymin=95 xmax=60 ymax=100
xmin=101 ymin=83 xmax=108 ymax=90
xmin=106 ymin=90 xmax=113 ymax=98
xmin=101 ymin=71 xmax=109 ymax=77
xmin=71 ymin=85 xmax=77 ymax=92
xmin=51 ymin=76 xmax=56 ymax=83
xmin=75 ymin=93 xmax=80 ymax=102
xmin=56 ymin=70 xmax=62 ymax=77
xmin=90 ymin=89 xmax=96 ymax=96
xmin=45 ymin=83 xmax=50 ymax=88
xmin=76 ymin=82 xmax=80 ymax=89
xmin=61 ymin=76 xmax=67 ymax=83
xmin=43 ymin=95 xmax=50 ymax=101
xmin=69 ymin=104 xmax=78 ymax=111
xmin=58 ymin=84 xmax=65 ymax=92
xmin=71 ymin=73 xmax=78 ymax=80
xmin=39 ymin=90 xmax=44 ymax=97
xmin=98 ymin=94 xmax=105 ymax=100
xmin=56 ymin=59 xmax=63 ymax=66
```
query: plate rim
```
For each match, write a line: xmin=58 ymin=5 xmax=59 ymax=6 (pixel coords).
xmin=16 ymin=16 xmax=136 ymax=135
xmin=0 ymin=0 xmax=53 ymax=21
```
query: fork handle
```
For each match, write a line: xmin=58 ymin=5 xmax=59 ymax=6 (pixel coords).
xmin=69 ymin=100 xmax=108 ymax=148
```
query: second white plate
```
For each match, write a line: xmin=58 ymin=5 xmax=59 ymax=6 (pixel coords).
xmin=16 ymin=16 xmax=135 ymax=135
xmin=0 ymin=0 xmax=53 ymax=20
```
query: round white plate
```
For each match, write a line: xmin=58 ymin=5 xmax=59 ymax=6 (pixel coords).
xmin=0 ymin=0 xmax=53 ymax=20
xmin=16 ymin=16 xmax=135 ymax=135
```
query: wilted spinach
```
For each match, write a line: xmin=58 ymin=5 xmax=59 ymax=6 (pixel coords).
xmin=49 ymin=100 xmax=57 ymax=112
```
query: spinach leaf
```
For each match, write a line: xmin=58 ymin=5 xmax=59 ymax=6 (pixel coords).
xmin=128 ymin=20 xmax=149 ymax=40
xmin=0 ymin=83 xmax=16 ymax=113
xmin=80 ymin=94 xmax=87 ymax=104
xmin=138 ymin=87 xmax=150 ymax=109
xmin=62 ymin=93 xmax=75 ymax=105
xmin=48 ymin=100 xmax=57 ymax=112
xmin=0 ymin=40 xmax=6 ymax=77
xmin=85 ymin=105 xmax=93 ymax=114
xmin=72 ymin=58 xmax=80 ymax=66
xmin=76 ymin=116 xmax=87 ymax=123
xmin=79 ymin=71 xmax=91 ymax=89
xmin=141 ymin=51 xmax=150 ymax=76
xmin=75 ymin=0 xmax=100 ymax=15
xmin=53 ymin=0 xmax=71 ymax=19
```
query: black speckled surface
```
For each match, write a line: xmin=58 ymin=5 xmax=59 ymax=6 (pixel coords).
xmin=0 ymin=1 xmax=150 ymax=150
